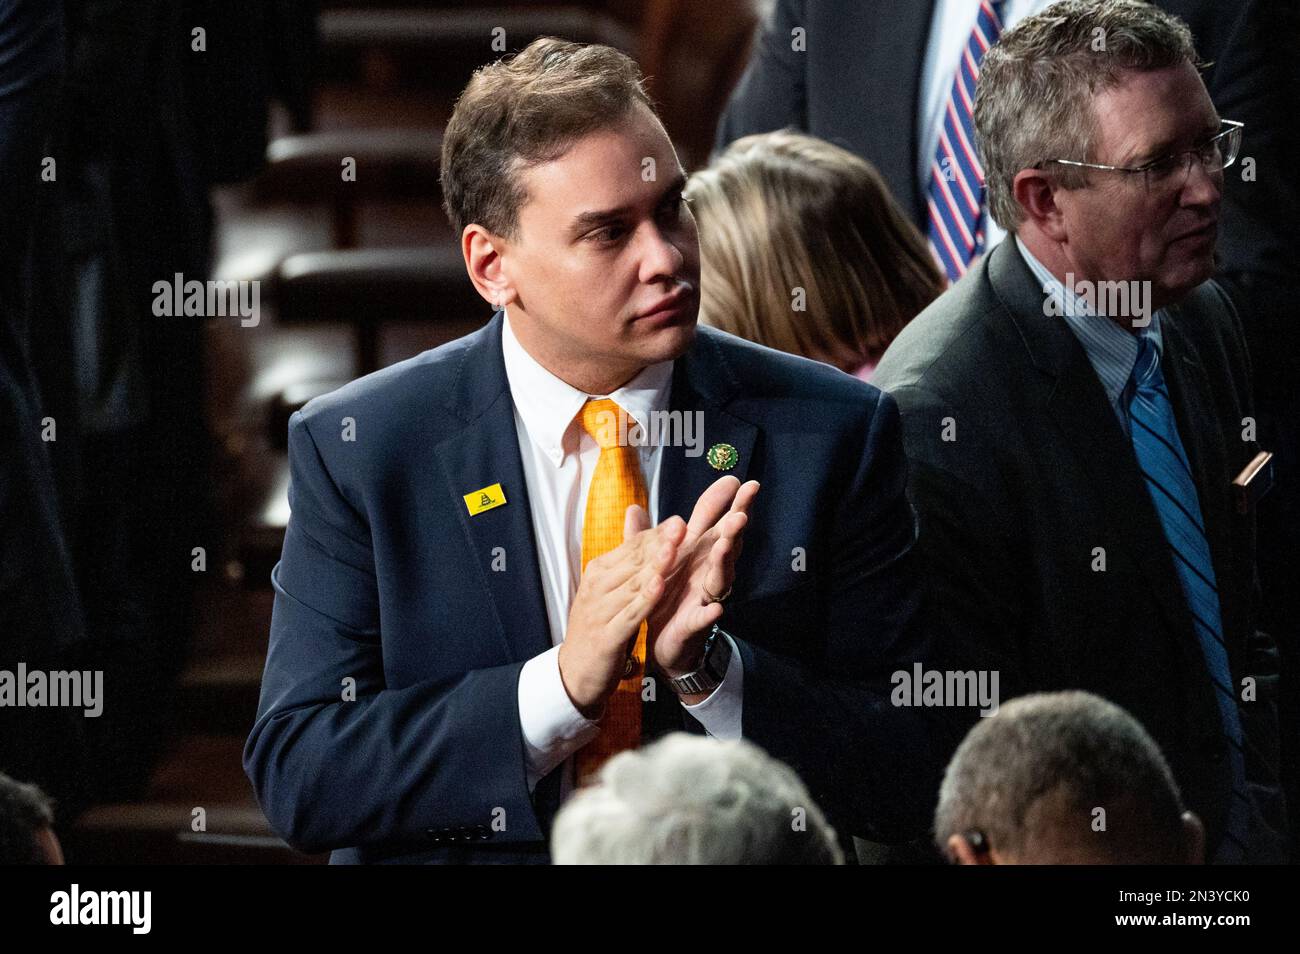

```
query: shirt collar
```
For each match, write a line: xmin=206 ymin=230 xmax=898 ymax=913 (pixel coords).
xmin=500 ymin=309 xmax=674 ymax=467
xmin=1015 ymin=236 xmax=1164 ymax=406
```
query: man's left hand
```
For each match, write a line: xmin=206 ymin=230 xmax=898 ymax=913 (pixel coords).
xmin=629 ymin=475 xmax=759 ymax=687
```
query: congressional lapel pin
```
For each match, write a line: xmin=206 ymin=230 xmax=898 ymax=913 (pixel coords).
xmin=464 ymin=482 xmax=507 ymax=516
xmin=707 ymin=442 xmax=738 ymax=471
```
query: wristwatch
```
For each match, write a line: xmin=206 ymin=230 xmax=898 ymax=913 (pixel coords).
xmin=667 ymin=625 xmax=733 ymax=695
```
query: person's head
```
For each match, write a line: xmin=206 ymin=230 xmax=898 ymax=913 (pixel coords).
xmin=551 ymin=733 xmax=843 ymax=864
xmin=443 ymin=38 xmax=700 ymax=395
xmin=686 ymin=131 xmax=944 ymax=373
xmin=934 ymin=691 xmax=1204 ymax=864
xmin=0 ymin=773 xmax=64 ymax=865
xmin=976 ymin=0 xmax=1232 ymax=311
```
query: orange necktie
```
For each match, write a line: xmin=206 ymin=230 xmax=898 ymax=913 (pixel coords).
xmin=573 ymin=398 xmax=649 ymax=784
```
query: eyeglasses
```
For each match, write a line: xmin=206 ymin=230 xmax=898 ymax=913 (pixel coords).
xmin=1039 ymin=119 xmax=1243 ymax=192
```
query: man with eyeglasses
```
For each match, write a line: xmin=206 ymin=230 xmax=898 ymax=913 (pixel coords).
xmin=875 ymin=0 xmax=1287 ymax=863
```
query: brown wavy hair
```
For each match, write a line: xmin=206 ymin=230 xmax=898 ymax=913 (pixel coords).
xmin=441 ymin=38 xmax=655 ymax=239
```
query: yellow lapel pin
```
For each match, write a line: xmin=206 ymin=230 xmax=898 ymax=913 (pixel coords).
xmin=464 ymin=482 xmax=507 ymax=516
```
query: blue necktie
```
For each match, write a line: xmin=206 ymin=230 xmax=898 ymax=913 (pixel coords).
xmin=926 ymin=0 xmax=1006 ymax=282
xmin=1128 ymin=335 xmax=1251 ymax=862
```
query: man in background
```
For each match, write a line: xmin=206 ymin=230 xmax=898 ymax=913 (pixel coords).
xmin=936 ymin=692 xmax=1204 ymax=864
xmin=0 ymin=773 xmax=66 ymax=865
xmin=552 ymin=733 xmax=843 ymax=864
xmin=0 ymin=0 xmax=88 ymax=821
xmin=719 ymin=0 xmax=1300 ymax=853
xmin=874 ymin=1 xmax=1286 ymax=862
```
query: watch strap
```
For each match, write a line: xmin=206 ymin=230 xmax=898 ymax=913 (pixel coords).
xmin=667 ymin=625 xmax=732 ymax=695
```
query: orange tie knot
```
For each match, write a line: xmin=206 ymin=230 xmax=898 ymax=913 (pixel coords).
xmin=580 ymin=398 xmax=630 ymax=451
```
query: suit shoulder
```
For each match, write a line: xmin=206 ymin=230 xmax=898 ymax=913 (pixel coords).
xmin=1174 ymin=279 xmax=1243 ymax=345
xmin=696 ymin=325 xmax=887 ymax=412
xmin=1168 ymin=279 xmax=1252 ymax=392
xmin=293 ymin=326 xmax=484 ymax=432
xmin=873 ymin=278 xmax=1007 ymax=401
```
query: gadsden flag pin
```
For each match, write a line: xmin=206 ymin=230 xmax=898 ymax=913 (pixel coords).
xmin=464 ymin=482 xmax=507 ymax=515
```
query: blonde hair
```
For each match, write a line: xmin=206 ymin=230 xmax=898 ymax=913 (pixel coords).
xmin=686 ymin=131 xmax=944 ymax=371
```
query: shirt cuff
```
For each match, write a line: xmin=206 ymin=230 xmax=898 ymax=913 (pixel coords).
xmin=679 ymin=633 xmax=744 ymax=739
xmin=518 ymin=645 xmax=600 ymax=791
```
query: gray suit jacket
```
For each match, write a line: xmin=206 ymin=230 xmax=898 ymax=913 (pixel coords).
xmin=874 ymin=239 xmax=1287 ymax=862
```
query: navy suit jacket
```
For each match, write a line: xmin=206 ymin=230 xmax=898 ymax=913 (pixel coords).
xmin=244 ymin=312 xmax=941 ymax=863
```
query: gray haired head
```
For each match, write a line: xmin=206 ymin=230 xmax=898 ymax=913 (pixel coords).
xmin=975 ymin=0 xmax=1200 ymax=231
xmin=0 ymin=773 xmax=56 ymax=865
xmin=934 ymin=691 xmax=1197 ymax=863
xmin=551 ymin=733 xmax=843 ymax=864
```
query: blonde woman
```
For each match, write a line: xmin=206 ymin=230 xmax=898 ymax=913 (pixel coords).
xmin=686 ymin=131 xmax=944 ymax=380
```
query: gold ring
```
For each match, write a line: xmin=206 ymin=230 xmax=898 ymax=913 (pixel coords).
xmin=703 ymin=584 xmax=732 ymax=604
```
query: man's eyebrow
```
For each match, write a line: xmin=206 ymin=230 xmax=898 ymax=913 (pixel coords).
xmin=1134 ymin=120 xmax=1222 ymax=164
xmin=568 ymin=172 xmax=687 ymax=234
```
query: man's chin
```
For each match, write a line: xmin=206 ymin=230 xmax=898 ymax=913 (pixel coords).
xmin=1160 ymin=250 xmax=1217 ymax=303
xmin=636 ymin=316 xmax=697 ymax=362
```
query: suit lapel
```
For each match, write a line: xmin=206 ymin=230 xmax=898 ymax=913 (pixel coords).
xmin=651 ymin=330 xmax=757 ymax=735
xmin=435 ymin=312 xmax=552 ymax=663
xmin=656 ymin=331 xmax=758 ymax=555
xmin=988 ymin=243 xmax=1197 ymax=643
xmin=1046 ymin=354 xmax=1198 ymax=642
xmin=433 ymin=320 xmax=762 ymax=701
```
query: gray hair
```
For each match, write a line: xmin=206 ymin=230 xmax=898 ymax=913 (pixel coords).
xmin=551 ymin=734 xmax=843 ymax=864
xmin=934 ymin=691 xmax=1188 ymax=863
xmin=0 ymin=773 xmax=56 ymax=865
xmin=975 ymin=0 xmax=1201 ymax=231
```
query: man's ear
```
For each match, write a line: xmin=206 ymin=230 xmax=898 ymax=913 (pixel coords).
xmin=1012 ymin=168 xmax=1069 ymax=243
xmin=1181 ymin=811 xmax=1206 ymax=865
xmin=463 ymin=223 xmax=516 ymax=311
xmin=947 ymin=833 xmax=997 ymax=865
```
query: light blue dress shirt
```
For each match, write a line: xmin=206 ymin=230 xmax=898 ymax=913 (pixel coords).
xmin=1015 ymin=236 xmax=1167 ymax=436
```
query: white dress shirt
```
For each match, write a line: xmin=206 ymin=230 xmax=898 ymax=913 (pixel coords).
xmin=917 ymin=0 xmax=1054 ymax=256
xmin=503 ymin=312 xmax=744 ymax=797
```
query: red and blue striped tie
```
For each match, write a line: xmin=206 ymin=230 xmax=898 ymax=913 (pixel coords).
xmin=927 ymin=0 xmax=1006 ymax=282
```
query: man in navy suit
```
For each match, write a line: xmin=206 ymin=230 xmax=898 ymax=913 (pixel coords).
xmin=244 ymin=38 xmax=940 ymax=863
